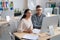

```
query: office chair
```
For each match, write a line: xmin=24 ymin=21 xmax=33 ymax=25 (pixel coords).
xmin=54 ymin=7 xmax=59 ymax=15
xmin=9 ymin=32 xmax=15 ymax=40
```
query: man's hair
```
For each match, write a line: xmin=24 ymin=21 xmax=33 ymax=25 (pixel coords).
xmin=36 ymin=5 xmax=41 ymax=9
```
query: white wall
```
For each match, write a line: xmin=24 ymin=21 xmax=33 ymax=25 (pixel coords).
xmin=10 ymin=0 xmax=27 ymax=10
xmin=38 ymin=0 xmax=48 ymax=8
xmin=13 ymin=0 xmax=24 ymax=10
xmin=54 ymin=0 xmax=60 ymax=7
xmin=9 ymin=0 xmax=60 ymax=10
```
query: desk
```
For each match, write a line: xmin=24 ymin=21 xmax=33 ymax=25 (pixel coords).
xmin=14 ymin=33 xmax=48 ymax=40
xmin=46 ymin=14 xmax=57 ymax=17
xmin=0 ymin=20 xmax=8 ymax=37
xmin=0 ymin=20 xmax=8 ymax=26
xmin=13 ymin=28 xmax=60 ymax=40
xmin=50 ymin=14 xmax=57 ymax=16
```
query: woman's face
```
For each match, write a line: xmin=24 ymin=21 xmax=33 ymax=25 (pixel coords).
xmin=26 ymin=10 xmax=32 ymax=18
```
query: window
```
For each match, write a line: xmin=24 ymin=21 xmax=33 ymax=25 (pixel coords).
xmin=28 ymin=0 xmax=36 ymax=10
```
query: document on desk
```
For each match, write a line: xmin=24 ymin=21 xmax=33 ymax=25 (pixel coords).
xmin=32 ymin=29 xmax=41 ymax=34
xmin=22 ymin=34 xmax=39 ymax=40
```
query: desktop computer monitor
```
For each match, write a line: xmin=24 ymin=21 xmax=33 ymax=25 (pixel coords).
xmin=41 ymin=16 xmax=58 ymax=33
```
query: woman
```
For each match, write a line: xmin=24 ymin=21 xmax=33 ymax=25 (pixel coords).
xmin=17 ymin=9 xmax=33 ymax=33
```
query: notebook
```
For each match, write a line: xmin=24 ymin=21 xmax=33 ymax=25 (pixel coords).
xmin=22 ymin=34 xmax=39 ymax=40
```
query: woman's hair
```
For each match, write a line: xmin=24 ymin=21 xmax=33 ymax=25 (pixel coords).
xmin=21 ymin=9 xmax=30 ymax=20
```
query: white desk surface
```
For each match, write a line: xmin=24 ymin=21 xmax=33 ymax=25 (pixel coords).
xmin=0 ymin=20 xmax=8 ymax=26
xmin=0 ymin=20 xmax=8 ymax=37
xmin=46 ymin=14 xmax=57 ymax=17
xmin=13 ymin=28 xmax=60 ymax=40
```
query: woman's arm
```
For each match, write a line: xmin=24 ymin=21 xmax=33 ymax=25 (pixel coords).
xmin=17 ymin=20 xmax=24 ymax=32
xmin=23 ymin=27 xmax=32 ymax=33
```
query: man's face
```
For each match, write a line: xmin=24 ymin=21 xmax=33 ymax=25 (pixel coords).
xmin=36 ymin=8 xmax=42 ymax=15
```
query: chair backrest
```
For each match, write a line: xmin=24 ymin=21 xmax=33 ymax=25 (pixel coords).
xmin=9 ymin=32 xmax=15 ymax=40
xmin=54 ymin=7 xmax=59 ymax=15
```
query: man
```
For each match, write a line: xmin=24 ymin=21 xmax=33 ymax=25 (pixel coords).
xmin=32 ymin=5 xmax=46 ymax=29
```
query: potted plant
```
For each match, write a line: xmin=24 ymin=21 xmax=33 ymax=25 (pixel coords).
xmin=14 ymin=9 xmax=21 ymax=16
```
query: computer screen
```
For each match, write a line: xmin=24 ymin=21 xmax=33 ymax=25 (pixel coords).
xmin=41 ymin=16 xmax=58 ymax=33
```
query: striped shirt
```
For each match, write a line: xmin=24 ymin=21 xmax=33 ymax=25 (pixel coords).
xmin=31 ymin=14 xmax=46 ymax=29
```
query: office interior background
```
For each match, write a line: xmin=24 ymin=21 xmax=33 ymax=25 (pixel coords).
xmin=0 ymin=0 xmax=60 ymax=40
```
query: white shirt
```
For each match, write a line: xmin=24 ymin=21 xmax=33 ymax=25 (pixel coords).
xmin=17 ymin=18 xmax=33 ymax=32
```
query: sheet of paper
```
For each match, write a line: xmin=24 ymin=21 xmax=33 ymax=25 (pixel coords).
xmin=49 ymin=25 xmax=55 ymax=35
xmin=22 ymin=34 xmax=39 ymax=40
xmin=32 ymin=29 xmax=41 ymax=34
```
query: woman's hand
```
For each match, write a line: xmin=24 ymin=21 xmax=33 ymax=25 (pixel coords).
xmin=27 ymin=29 xmax=32 ymax=33
xmin=23 ymin=27 xmax=32 ymax=33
